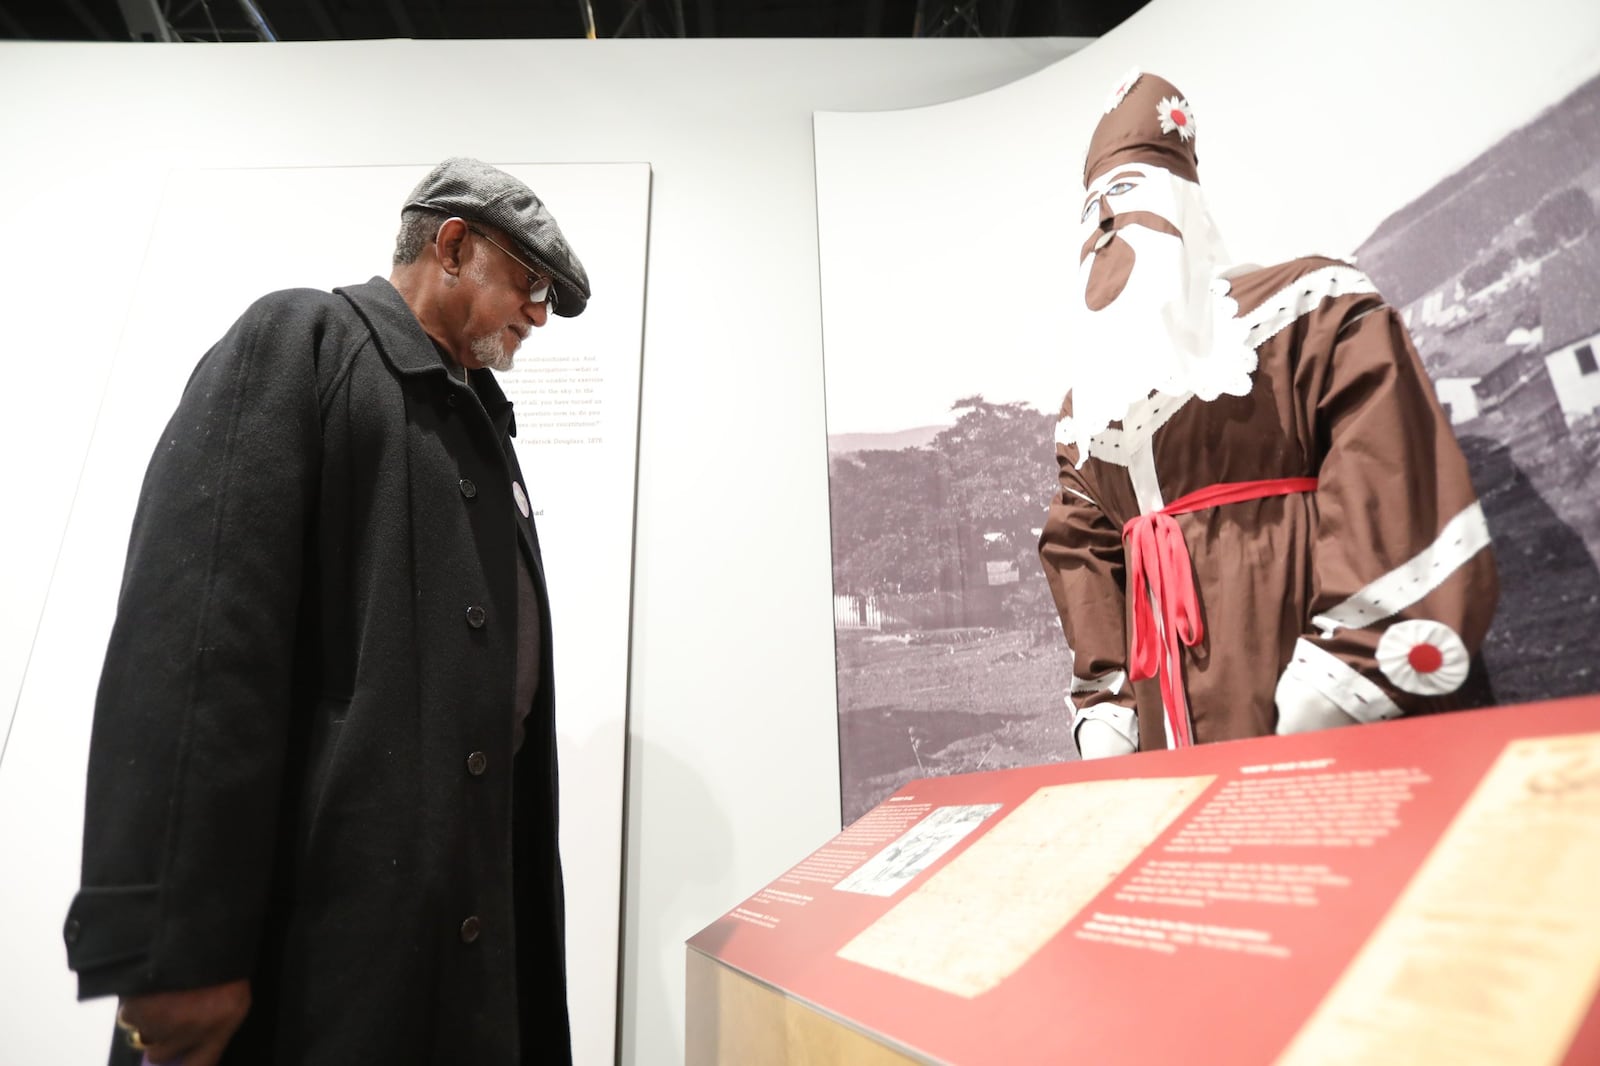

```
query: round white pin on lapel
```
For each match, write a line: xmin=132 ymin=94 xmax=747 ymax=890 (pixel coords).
xmin=512 ymin=481 xmax=530 ymax=518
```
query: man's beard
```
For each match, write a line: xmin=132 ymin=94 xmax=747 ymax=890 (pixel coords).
xmin=465 ymin=254 xmax=518 ymax=373
xmin=470 ymin=331 xmax=515 ymax=372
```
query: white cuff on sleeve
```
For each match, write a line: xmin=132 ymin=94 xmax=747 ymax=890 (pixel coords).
xmin=1071 ymin=699 xmax=1139 ymax=757
xmin=1276 ymin=638 xmax=1399 ymax=730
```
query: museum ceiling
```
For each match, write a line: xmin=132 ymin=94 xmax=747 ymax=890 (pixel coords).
xmin=0 ymin=0 xmax=1146 ymax=41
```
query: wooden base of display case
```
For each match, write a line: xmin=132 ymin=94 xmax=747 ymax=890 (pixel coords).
xmin=686 ymin=948 xmax=927 ymax=1065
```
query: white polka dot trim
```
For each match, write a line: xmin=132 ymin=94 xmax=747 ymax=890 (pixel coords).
xmin=1085 ymin=391 xmax=1195 ymax=468
xmin=1233 ymin=265 xmax=1378 ymax=353
xmin=1054 ymin=414 xmax=1077 ymax=448
xmin=1376 ymin=619 xmax=1469 ymax=696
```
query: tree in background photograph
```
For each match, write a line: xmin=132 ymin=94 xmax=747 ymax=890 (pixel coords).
xmin=1533 ymin=186 xmax=1595 ymax=248
xmin=931 ymin=397 xmax=1060 ymax=630
xmin=828 ymin=395 xmax=1058 ymax=630
xmin=829 ymin=444 xmax=955 ymax=597
xmin=828 ymin=395 xmax=1074 ymax=820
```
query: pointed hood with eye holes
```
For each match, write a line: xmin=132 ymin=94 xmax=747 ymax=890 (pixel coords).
xmin=1063 ymin=70 xmax=1252 ymax=467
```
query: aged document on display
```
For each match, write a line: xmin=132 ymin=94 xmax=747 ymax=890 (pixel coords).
xmin=837 ymin=776 xmax=1214 ymax=997
xmin=835 ymin=804 xmax=1004 ymax=898
xmin=1276 ymin=732 xmax=1600 ymax=1066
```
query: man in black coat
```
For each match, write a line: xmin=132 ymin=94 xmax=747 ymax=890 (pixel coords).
xmin=64 ymin=157 xmax=590 ymax=1066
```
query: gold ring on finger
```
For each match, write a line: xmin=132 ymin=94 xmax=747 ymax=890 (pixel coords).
xmin=115 ymin=1007 xmax=148 ymax=1051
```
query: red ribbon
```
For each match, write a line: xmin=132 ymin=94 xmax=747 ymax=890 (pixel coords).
xmin=1122 ymin=477 xmax=1318 ymax=747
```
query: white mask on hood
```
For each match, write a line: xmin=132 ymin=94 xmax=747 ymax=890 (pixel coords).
xmin=1063 ymin=163 xmax=1254 ymax=465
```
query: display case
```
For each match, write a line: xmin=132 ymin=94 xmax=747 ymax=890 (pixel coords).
xmin=688 ymin=697 xmax=1600 ymax=1065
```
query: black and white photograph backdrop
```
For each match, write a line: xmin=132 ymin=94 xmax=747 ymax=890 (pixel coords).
xmin=816 ymin=0 xmax=1600 ymax=823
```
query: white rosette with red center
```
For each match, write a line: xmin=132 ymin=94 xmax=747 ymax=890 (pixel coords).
xmin=1156 ymin=96 xmax=1196 ymax=141
xmin=1376 ymin=619 xmax=1470 ymax=696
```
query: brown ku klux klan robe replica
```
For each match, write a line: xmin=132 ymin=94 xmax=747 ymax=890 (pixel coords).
xmin=1038 ymin=71 xmax=1498 ymax=756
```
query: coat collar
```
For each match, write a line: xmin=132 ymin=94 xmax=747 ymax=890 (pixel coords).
xmin=337 ymin=277 xmax=517 ymax=438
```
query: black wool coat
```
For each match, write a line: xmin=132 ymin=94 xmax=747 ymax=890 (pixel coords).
xmin=64 ymin=278 xmax=570 ymax=1065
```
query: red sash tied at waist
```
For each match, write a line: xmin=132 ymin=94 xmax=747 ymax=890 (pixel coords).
xmin=1122 ymin=477 xmax=1319 ymax=748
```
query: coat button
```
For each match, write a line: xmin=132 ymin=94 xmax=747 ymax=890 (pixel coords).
xmin=446 ymin=393 xmax=458 ymax=408
xmin=460 ymin=916 xmax=481 ymax=943
xmin=466 ymin=751 xmax=487 ymax=776
xmin=459 ymin=478 xmax=477 ymax=499
xmin=465 ymin=605 xmax=486 ymax=628
xmin=64 ymin=919 xmax=81 ymax=945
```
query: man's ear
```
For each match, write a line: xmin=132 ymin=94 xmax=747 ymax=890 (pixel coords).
xmin=434 ymin=216 xmax=470 ymax=276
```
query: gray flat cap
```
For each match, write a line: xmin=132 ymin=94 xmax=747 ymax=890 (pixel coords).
xmin=404 ymin=157 xmax=590 ymax=317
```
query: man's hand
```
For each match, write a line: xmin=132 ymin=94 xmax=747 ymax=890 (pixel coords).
xmin=117 ymin=979 xmax=251 ymax=1066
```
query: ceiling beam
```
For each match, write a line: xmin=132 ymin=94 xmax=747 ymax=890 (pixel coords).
xmin=235 ymin=0 xmax=278 ymax=41
xmin=114 ymin=0 xmax=172 ymax=40
xmin=168 ymin=0 xmax=223 ymax=41
xmin=614 ymin=0 xmax=646 ymax=37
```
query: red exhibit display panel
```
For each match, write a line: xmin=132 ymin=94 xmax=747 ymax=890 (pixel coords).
xmin=686 ymin=697 xmax=1600 ymax=1065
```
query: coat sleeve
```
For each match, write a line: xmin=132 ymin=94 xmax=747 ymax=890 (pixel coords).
xmin=1276 ymin=299 xmax=1498 ymax=730
xmin=65 ymin=293 xmax=325 ymax=998
xmin=1037 ymin=400 xmax=1139 ymax=752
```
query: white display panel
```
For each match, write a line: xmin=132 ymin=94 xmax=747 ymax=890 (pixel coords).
xmin=0 ymin=162 xmax=647 ymax=1066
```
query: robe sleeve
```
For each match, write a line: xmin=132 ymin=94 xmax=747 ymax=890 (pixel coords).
xmin=65 ymin=292 xmax=325 ymax=998
xmin=1277 ymin=300 xmax=1498 ymax=729
xmin=1038 ymin=400 xmax=1139 ymax=751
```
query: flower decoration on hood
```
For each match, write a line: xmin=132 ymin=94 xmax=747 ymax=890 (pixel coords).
xmin=1157 ymin=95 xmax=1196 ymax=142
xmin=1104 ymin=69 xmax=1142 ymax=114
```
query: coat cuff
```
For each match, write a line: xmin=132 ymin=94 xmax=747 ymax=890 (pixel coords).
xmin=65 ymin=884 xmax=159 ymax=999
xmin=65 ymin=883 xmax=257 ymax=1000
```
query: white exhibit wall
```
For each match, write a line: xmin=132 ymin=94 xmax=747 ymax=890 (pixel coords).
xmin=0 ymin=36 xmax=1082 ymax=1065
xmin=0 ymin=160 xmax=647 ymax=1066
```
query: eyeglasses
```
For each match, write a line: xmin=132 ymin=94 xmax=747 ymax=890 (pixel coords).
xmin=464 ymin=224 xmax=559 ymax=312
